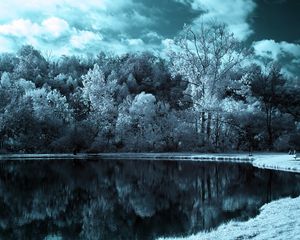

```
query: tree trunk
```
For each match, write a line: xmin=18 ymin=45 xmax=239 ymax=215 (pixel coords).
xmin=201 ymin=111 xmax=206 ymax=134
xmin=266 ymin=105 xmax=273 ymax=149
xmin=199 ymin=111 xmax=206 ymax=145
xmin=214 ymin=113 xmax=220 ymax=147
xmin=206 ymin=112 xmax=212 ymax=143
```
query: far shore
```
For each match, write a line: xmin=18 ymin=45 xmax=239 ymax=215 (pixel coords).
xmin=0 ymin=152 xmax=299 ymax=173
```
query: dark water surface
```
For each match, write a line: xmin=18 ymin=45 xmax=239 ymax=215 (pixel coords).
xmin=0 ymin=158 xmax=300 ymax=240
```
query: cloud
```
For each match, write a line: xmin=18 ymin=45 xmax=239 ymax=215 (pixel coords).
xmin=127 ymin=38 xmax=144 ymax=46
xmin=176 ymin=0 xmax=256 ymax=40
xmin=0 ymin=36 xmax=14 ymax=52
xmin=253 ymin=39 xmax=300 ymax=79
xmin=42 ymin=17 xmax=70 ymax=38
xmin=0 ymin=19 xmax=41 ymax=37
xmin=0 ymin=0 xmax=157 ymax=55
xmin=0 ymin=0 xmax=111 ymax=20
xmin=70 ymin=31 xmax=103 ymax=49
xmin=0 ymin=0 xmax=257 ymax=56
xmin=0 ymin=17 xmax=71 ymax=39
xmin=253 ymin=40 xmax=300 ymax=60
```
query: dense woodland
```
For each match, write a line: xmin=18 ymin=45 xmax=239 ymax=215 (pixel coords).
xmin=0 ymin=22 xmax=299 ymax=153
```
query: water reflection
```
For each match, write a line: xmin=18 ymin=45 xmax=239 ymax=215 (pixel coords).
xmin=0 ymin=159 xmax=299 ymax=240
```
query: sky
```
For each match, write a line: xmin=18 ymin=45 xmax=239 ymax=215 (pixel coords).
xmin=0 ymin=0 xmax=299 ymax=78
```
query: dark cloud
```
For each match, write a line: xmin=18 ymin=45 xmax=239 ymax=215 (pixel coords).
xmin=133 ymin=0 xmax=200 ymax=37
xmin=263 ymin=0 xmax=287 ymax=4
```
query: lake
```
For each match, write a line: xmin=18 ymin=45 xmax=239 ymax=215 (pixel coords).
xmin=0 ymin=158 xmax=299 ymax=240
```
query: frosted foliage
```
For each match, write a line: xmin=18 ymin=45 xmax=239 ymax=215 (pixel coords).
xmin=0 ymin=72 xmax=11 ymax=88
xmin=0 ymin=73 xmax=14 ymax=110
xmin=25 ymin=88 xmax=72 ymax=123
xmin=221 ymin=98 xmax=259 ymax=114
xmin=0 ymin=72 xmax=35 ymax=94
xmin=81 ymin=64 xmax=118 ymax=149
xmin=169 ymin=22 xmax=245 ymax=111
xmin=116 ymin=112 xmax=131 ymax=136
xmin=83 ymin=64 xmax=116 ymax=112
xmin=16 ymin=79 xmax=36 ymax=93
xmin=0 ymin=72 xmax=34 ymax=118
xmin=0 ymin=43 xmax=298 ymax=153
xmin=115 ymin=92 xmax=158 ymax=150
xmin=129 ymin=92 xmax=156 ymax=118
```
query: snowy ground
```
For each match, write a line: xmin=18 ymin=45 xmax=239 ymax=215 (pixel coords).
xmin=252 ymin=153 xmax=300 ymax=173
xmin=158 ymin=196 xmax=300 ymax=240
xmin=0 ymin=152 xmax=299 ymax=173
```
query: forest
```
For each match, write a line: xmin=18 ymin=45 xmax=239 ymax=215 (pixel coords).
xmin=0 ymin=22 xmax=299 ymax=153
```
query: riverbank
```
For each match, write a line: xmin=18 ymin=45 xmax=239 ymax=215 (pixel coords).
xmin=158 ymin=195 xmax=300 ymax=240
xmin=252 ymin=153 xmax=300 ymax=173
xmin=0 ymin=152 xmax=299 ymax=173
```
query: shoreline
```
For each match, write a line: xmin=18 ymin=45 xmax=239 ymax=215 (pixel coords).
xmin=0 ymin=152 xmax=299 ymax=173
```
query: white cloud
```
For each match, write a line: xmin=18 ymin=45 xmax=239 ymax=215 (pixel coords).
xmin=162 ymin=39 xmax=174 ymax=46
xmin=253 ymin=40 xmax=300 ymax=60
xmin=0 ymin=17 xmax=105 ymax=55
xmin=0 ymin=36 xmax=14 ymax=52
xmin=42 ymin=17 xmax=70 ymax=38
xmin=0 ymin=19 xmax=41 ymax=37
xmin=0 ymin=0 xmax=108 ymax=19
xmin=160 ymin=38 xmax=176 ymax=58
xmin=0 ymin=17 xmax=70 ymax=39
xmin=70 ymin=31 xmax=103 ymax=49
xmin=145 ymin=31 xmax=162 ymax=40
xmin=177 ymin=0 xmax=256 ymax=40
xmin=0 ymin=0 xmax=154 ymax=55
xmin=0 ymin=0 xmax=138 ymax=31
xmin=253 ymin=39 xmax=300 ymax=79
xmin=127 ymin=38 xmax=144 ymax=46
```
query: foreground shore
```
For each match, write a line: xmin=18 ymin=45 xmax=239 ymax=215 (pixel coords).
xmin=158 ymin=195 xmax=300 ymax=240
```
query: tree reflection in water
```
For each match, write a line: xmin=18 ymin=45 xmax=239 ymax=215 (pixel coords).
xmin=0 ymin=159 xmax=299 ymax=240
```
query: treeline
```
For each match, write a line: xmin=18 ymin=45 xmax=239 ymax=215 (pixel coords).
xmin=0 ymin=22 xmax=299 ymax=153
